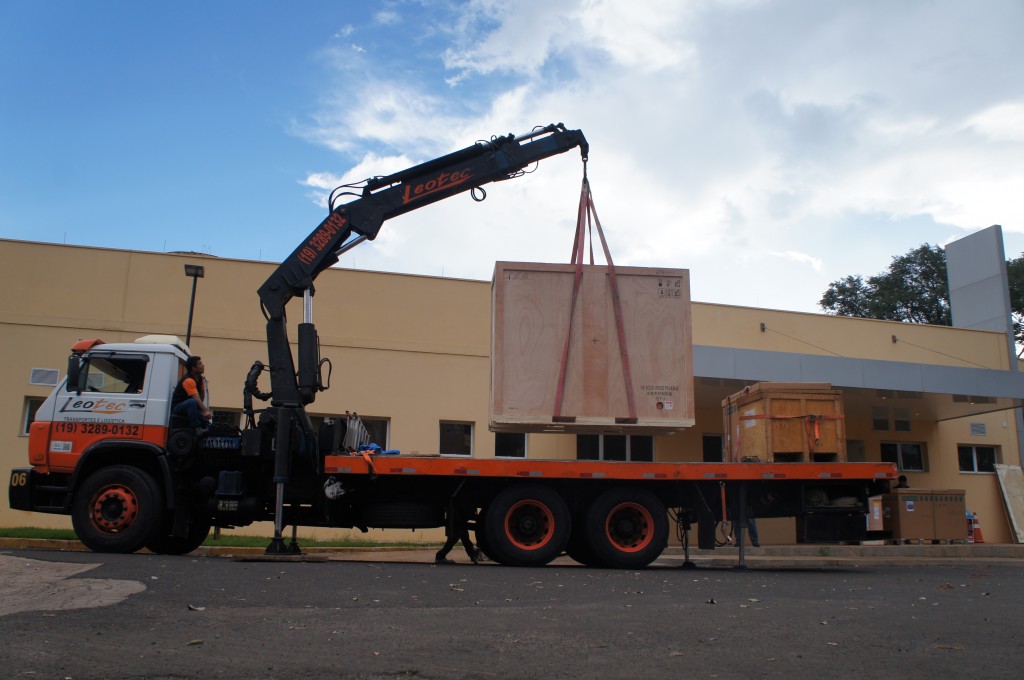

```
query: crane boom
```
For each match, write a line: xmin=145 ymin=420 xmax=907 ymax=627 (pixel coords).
xmin=257 ymin=123 xmax=588 ymax=408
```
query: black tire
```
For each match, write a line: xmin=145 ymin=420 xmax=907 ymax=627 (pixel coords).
xmin=584 ymin=487 xmax=668 ymax=569
xmin=145 ymin=517 xmax=212 ymax=555
xmin=473 ymin=509 xmax=495 ymax=562
xmin=166 ymin=429 xmax=196 ymax=457
xmin=566 ymin=523 xmax=603 ymax=567
xmin=71 ymin=465 xmax=164 ymax=554
xmin=483 ymin=484 xmax=570 ymax=567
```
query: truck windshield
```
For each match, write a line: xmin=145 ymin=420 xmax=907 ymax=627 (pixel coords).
xmin=76 ymin=357 xmax=148 ymax=394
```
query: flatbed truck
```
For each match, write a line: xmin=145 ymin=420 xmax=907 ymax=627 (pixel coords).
xmin=9 ymin=124 xmax=896 ymax=567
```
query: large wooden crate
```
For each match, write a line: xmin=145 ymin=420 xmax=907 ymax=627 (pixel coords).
xmin=490 ymin=262 xmax=694 ymax=434
xmin=722 ymin=382 xmax=846 ymax=462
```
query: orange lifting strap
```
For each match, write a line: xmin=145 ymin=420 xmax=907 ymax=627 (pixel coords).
xmin=737 ymin=413 xmax=845 ymax=454
xmin=552 ymin=173 xmax=638 ymax=423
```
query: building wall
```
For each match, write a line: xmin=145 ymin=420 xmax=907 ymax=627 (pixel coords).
xmin=2 ymin=239 xmax=1018 ymax=542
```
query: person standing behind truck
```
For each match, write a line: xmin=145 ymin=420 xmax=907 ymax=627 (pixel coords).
xmin=172 ymin=356 xmax=213 ymax=433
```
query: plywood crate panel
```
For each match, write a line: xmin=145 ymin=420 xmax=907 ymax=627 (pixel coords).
xmin=723 ymin=382 xmax=846 ymax=462
xmin=490 ymin=262 xmax=694 ymax=433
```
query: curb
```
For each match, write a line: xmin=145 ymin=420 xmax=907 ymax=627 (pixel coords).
xmin=3 ymin=538 xmax=1023 ymax=568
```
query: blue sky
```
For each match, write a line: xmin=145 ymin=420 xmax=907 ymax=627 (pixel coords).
xmin=2 ymin=1 xmax=1022 ymax=314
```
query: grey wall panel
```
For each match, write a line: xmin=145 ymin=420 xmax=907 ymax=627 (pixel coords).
xmin=797 ymin=354 xmax=863 ymax=386
xmin=694 ymin=345 xmax=1024 ymax=399
xmin=921 ymin=364 xmax=979 ymax=395
xmin=946 ymin=225 xmax=1011 ymax=334
xmin=733 ymin=350 xmax=802 ymax=381
xmin=861 ymin=361 xmax=924 ymax=391
xmin=693 ymin=345 xmax=737 ymax=379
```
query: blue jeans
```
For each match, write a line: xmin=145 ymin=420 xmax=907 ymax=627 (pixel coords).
xmin=745 ymin=517 xmax=760 ymax=546
xmin=173 ymin=399 xmax=208 ymax=429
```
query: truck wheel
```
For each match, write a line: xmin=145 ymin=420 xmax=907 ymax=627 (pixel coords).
xmin=484 ymin=485 xmax=570 ymax=567
xmin=71 ymin=465 xmax=163 ymax=554
xmin=145 ymin=518 xmax=212 ymax=555
xmin=473 ymin=510 xmax=495 ymax=562
xmin=566 ymin=525 xmax=603 ymax=567
xmin=584 ymin=488 xmax=668 ymax=569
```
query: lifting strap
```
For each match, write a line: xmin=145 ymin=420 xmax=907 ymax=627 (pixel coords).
xmin=552 ymin=172 xmax=638 ymax=423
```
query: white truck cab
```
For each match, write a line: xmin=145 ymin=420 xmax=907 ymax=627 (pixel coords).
xmin=27 ymin=336 xmax=190 ymax=474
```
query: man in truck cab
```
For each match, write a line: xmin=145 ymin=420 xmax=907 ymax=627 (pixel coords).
xmin=172 ymin=356 xmax=213 ymax=433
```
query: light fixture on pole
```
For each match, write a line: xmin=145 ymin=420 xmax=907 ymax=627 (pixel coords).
xmin=183 ymin=264 xmax=205 ymax=347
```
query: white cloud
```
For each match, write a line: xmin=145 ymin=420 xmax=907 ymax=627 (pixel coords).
xmin=965 ymin=102 xmax=1024 ymax=143
xmin=298 ymin=0 xmax=1024 ymax=312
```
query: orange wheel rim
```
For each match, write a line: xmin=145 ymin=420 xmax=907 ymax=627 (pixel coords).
xmin=504 ymin=500 xmax=555 ymax=550
xmin=90 ymin=484 xmax=140 ymax=534
xmin=605 ymin=502 xmax=653 ymax=553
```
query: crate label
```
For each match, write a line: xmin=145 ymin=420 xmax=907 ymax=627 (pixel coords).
xmin=643 ymin=384 xmax=678 ymax=399
xmin=743 ymin=409 xmax=757 ymax=428
xmin=657 ymin=277 xmax=683 ymax=299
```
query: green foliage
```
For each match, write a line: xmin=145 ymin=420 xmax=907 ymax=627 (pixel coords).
xmin=1007 ymin=255 xmax=1024 ymax=354
xmin=0 ymin=526 xmax=439 ymax=549
xmin=822 ymin=243 xmax=1024 ymax=355
xmin=820 ymin=244 xmax=951 ymax=325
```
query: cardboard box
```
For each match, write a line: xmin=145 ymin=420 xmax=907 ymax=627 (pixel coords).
xmin=722 ymin=382 xmax=846 ymax=463
xmin=489 ymin=262 xmax=693 ymax=433
xmin=866 ymin=495 xmax=885 ymax=532
xmin=882 ymin=489 xmax=966 ymax=541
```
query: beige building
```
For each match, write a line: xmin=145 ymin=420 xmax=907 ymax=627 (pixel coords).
xmin=3 ymin=233 xmax=1021 ymax=544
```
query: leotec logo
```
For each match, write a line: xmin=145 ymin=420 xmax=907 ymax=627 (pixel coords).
xmin=402 ymin=169 xmax=473 ymax=204
xmin=59 ymin=397 xmax=128 ymax=415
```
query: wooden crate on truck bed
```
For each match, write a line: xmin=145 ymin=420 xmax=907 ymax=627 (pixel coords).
xmin=723 ymin=382 xmax=846 ymax=463
xmin=490 ymin=261 xmax=694 ymax=434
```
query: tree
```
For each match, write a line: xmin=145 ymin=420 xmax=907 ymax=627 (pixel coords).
xmin=822 ymin=243 xmax=1024 ymax=356
xmin=1007 ymin=255 xmax=1024 ymax=355
xmin=820 ymin=244 xmax=951 ymax=326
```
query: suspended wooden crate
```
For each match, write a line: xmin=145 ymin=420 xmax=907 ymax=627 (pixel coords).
xmin=489 ymin=262 xmax=694 ymax=434
xmin=722 ymin=382 xmax=846 ymax=463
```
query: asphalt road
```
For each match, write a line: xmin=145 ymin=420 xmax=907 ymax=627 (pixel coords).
xmin=1 ymin=549 xmax=1022 ymax=679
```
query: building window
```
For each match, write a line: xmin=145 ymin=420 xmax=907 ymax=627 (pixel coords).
xmin=211 ymin=410 xmax=241 ymax=429
xmin=958 ymin=445 xmax=998 ymax=473
xmin=21 ymin=397 xmax=45 ymax=436
xmin=495 ymin=432 xmax=526 ymax=458
xmin=362 ymin=417 xmax=389 ymax=449
xmin=871 ymin=407 xmax=889 ymax=432
xmin=576 ymin=434 xmax=654 ymax=462
xmin=880 ymin=442 xmax=926 ymax=472
xmin=702 ymin=434 xmax=723 ymax=462
xmin=440 ymin=421 xmax=472 ymax=456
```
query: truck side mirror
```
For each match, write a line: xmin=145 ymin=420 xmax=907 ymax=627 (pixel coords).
xmin=66 ymin=356 xmax=85 ymax=394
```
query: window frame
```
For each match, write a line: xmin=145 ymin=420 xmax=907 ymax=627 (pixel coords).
xmin=494 ymin=432 xmax=527 ymax=458
xmin=702 ymin=434 xmax=724 ymax=462
xmin=880 ymin=441 xmax=927 ymax=472
xmin=70 ymin=354 xmax=149 ymax=395
xmin=439 ymin=420 xmax=473 ymax=456
xmin=576 ymin=434 xmax=654 ymax=462
xmin=21 ymin=397 xmax=46 ymax=436
xmin=957 ymin=444 xmax=998 ymax=474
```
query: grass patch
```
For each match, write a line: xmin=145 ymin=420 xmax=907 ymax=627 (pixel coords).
xmin=0 ymin=526 xmax=440 ymax=549
xmin=0 ymin=527 xmax=78 ymax=540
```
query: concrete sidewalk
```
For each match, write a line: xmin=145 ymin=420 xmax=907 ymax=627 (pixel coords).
xmin=3 ymin=537 xmax=1023 ymax=568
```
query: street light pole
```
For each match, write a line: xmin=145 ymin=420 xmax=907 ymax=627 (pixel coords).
xmin=183 ymin=264 xmax=205 ymax=347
